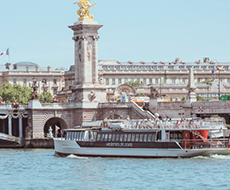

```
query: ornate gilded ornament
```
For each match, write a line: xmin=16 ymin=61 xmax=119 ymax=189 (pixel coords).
xmin=74 ymin=0 xmax=97 ymax=22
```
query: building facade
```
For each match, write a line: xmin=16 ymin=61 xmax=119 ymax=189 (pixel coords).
xmin=64 ymin=58 xmax=230 ymax=101
xmin=0 ymin=62 xmax=66 ymax=97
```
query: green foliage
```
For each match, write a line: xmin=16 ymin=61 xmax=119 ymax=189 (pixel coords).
xmin=0 ymin=83 xmax=32 ymax=104
xmin=0 ymin=83 xmax=53 ymax=104
xmin=181 ymin=97 xmax=186 ymax=101
xmin=38 ymin=92 xmax=52 ymax=103
xmin=127 ymin=80 xmax=144 ymax=87
xmin=196 ymin=96 xmax=203 ymax=102
xmin=200 ymin=78 xmax=215 ymax=84
xmin=136 ymin=93 xmax=145 ymax=97
xmin=211 ymin=115 xmax=221 ymax=118
xmin=116 ymin=98 xmax=121 ymax=103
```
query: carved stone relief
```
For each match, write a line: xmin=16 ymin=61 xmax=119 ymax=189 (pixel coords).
xmin=72 ymin=91 xmax=83 ymax=101
xmin=88 ymin=90 xmax=96 ymax=102
xmin=87 ymin=40 xmax=92 ymax=62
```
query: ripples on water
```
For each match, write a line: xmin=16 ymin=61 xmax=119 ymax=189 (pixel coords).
xmin=0 ymin=149 xmax=230 ymax=190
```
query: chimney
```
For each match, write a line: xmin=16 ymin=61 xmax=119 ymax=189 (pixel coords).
xmin=203 ymin=57 xmax=210 ymax=63
xmin=26 ymin=66 xmax=30 ymax=72
xmin=47 ymin=66 xmax=51 ymax=72
xmin=36 ymin=66 xmax=39 ymax=71
xmin=5 ymin=63 xmax=11 ymax=70
xmin=175 ymin=58 xmax=180 ymax=63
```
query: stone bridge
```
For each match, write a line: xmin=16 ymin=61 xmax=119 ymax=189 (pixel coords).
xmin=25 ymin=100 xmax=154 ymax=139
xmin=151 ymin=100 xmax=230 ymax=123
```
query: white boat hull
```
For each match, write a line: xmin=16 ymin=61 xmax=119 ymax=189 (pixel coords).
xmin=54 ymin=138 xmax=230 ymax=158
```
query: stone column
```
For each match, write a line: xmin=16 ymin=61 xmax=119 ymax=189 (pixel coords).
xmin=69 ymin=23 xmax=103 ymax=86
xmin=8 ymin=112 xmax=12 ymax=136
xmin=92 ymin=36 xmax=99 ymax=84
xmin=19 ymin=114 xmax=23 ymax=138
xmin=185 ymin=68 xmax=197 ymax=105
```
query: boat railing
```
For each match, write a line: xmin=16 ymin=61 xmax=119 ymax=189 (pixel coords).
xmin=175 ymin=138 xmax=229 ymax=150
xmin=106 ymin=119 xmax=225 ymax=130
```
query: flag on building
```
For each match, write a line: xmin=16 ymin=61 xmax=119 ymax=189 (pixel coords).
xmin=0 ymin=48 xmax=9 ymax=56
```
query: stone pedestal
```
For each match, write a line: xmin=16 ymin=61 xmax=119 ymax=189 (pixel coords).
xmin=185 ymin=68 xmax=197 ymax=106
xmin=69 ymin=22 xmax=103 ymax=86
xmin=69 ymin=21 xmax=107 ymax=124
xmin=27 ymin=100 xmax=42 ymax=109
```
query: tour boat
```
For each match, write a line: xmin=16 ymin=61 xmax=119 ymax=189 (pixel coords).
xmin=54 ymin=118 xmax=230 ymax=158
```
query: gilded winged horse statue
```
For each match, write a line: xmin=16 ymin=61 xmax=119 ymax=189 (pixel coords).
xmin=74 ymin=0 xmax=97 ymax=22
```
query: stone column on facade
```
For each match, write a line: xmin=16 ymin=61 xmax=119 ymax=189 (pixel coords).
xmin=69 ymin=23 xmax=103 ymax=86
xmin=19 ymin=113 xmax=23 ymax=138
xmin=185 ymin=68 xmax=197 ymax=105
xmin=93 ymin=35 xmax=99 ymax=84
xmin=8 ymin=112 xmax=12 ymax=136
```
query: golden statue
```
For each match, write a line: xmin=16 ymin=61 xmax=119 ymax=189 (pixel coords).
xmin=74 ymin=0 xmax=97 ymax=22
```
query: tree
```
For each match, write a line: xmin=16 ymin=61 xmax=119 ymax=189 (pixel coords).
xmin=196 ymin=96 xmax=203 ymax=102
xmin=38 ymin=92 xmax=52 ymax=103
xmin=0 ymin=83 xmax=33 ymax=104
xmin=181 ymin=97 xmax=186 ymax=101
xmin=127 ymin=80 xmax=144 ymax=87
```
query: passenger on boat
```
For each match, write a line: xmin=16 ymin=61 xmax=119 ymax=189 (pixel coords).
xmin=150 ymin=118 xmax=155 ymax=128
xmin=140 ymin=119 xmax=145 ymax=129
xmin=136 ymin=119 xmax=140 ymax=129
xmin=146 ymin=119 xmax=152 ymax=129
xmin=126 ymin=115 xmax=130 ymax=129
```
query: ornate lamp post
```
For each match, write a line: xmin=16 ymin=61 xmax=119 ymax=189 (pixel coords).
xmin=31 ymin=77 xmax=38 ymax=100
xmin=212 ymin=60 xmax=221 ymax=100
xmin=42 ymin=79 xmax=46 ymax=103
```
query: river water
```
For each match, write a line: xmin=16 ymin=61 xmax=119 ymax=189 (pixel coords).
xmin=0 ymin=149 xmax=230 ymax=190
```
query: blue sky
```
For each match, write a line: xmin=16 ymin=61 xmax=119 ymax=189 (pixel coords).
xmin=0 ymin=0 xmax=229 ymax=68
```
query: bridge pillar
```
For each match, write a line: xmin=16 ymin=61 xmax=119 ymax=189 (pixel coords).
xmin=19 ymin=115 xmax=23 ymax=138
xmin=69 ymin=21 xmax=107 ymax=124
xmin=8 ymin=113 xmax=12 ymax=136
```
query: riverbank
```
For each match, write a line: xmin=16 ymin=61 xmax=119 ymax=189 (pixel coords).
xmin=0 ymin=138 xmax=54 ymax=149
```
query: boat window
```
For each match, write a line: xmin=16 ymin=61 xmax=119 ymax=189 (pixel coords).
xmin=135 ymin=134 xmax=139 ymax=142
xmin=152 ymin=133 xmax=156 ymax=142
xmin=131 ymin=134 xmax=135 ymax=142
xmin=148 ymin=134 xmax=152 ymax=142
xmin=112 ymin=134 xmax=116 ymax=141
xmin=115 ymin=134 xmax=120 ymax=142
xmin=101 ymin=134 xmax=105 ymax=141
xmin=80 ymin=131 xmax=85 ymax=141
xmin=73 ymin=132 xmax=77 ymax=140
xmin=104 ymin=134 xmax=108 ymax=141
xmin=174 ymin=133 xmax=178 ymax=140
xmin=170 ymin=133 xmax=174 ymax=140
xmin=120 ymin=134 xmax=124 ymax=141
xmin=66 ymin=132 xmax=70 ymax=140
xmin=76 ymin=132 xmax=80 ymax=140
xmin=89 ymin=131 xmax=96 ymax=141
xmin=83 ymin=131 xmax=89 ymax=141
xmin=71 ymin=132 xmax=74 ymax=140
xmin=97 ymin=134 xmax=101 ymax=141
xmin=124 ymin=134 xmax=128 ymax=142
xmin=108 ymin=134 xmax=112 ymax=141
xmin=143 ymin=134 xmax=148 ymax=142
xmin=127 ymin=134 xmax=131 ymax=141
xmin=139 ymin=134 xmax=143 ymax=142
